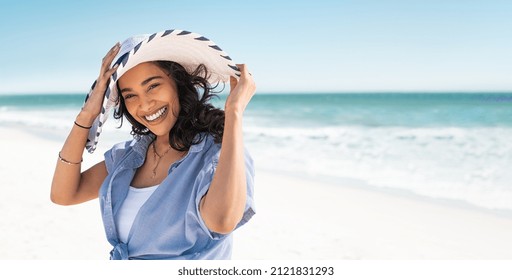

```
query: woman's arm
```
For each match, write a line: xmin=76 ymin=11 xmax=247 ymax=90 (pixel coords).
xmin=199 ymin=64 xmax=256 ymax=234
xmin=50 ymin=42 xmax=120 ymax=205
xmin=50 ymin=111 xmax=107 ymax=205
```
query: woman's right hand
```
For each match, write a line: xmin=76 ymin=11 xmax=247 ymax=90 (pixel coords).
xmin=78 ymin=42 xmax=121 ymax=125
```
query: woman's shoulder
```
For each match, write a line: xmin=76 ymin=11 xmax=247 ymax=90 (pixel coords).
xmin=110 ymin=135 xmax=152 ymax=153
xmin=104 ymin=135 xmax=153 ymax=166
xmin=191 ymin=132 xmax=221 ymax=156
xmin=192 ymin=133 xmax=253 ymax=166
xmin=194 ymin=132 xmax=252 ymax=158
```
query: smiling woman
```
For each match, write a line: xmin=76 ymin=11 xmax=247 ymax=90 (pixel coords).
xmin=117 ymin=62 xmax=181 ymax=138
xmin=114 ymin=61 xmax=226 ymax=150
xmin=49 ymin=29 xmax=257 ymax=260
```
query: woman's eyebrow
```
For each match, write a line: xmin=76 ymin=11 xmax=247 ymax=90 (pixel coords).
xmin=141 ymin=76 xmax=163 ymax=86
xmin=120 ymin=76 xmax=163 ymax=94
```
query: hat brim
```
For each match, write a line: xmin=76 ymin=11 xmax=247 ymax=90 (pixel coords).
xmin=84 ymin=29 xmax=240 ymax=153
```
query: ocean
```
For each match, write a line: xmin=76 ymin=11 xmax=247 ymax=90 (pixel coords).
xmin=1 ymin=92 xmax=511 ymax=212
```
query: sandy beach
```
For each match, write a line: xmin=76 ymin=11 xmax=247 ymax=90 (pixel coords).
xmin=1 ymin=125 xmax=512 ymax=260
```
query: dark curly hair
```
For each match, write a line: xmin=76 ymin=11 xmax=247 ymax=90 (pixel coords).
xmin=113 ymin=61 xmax=225 ymax=151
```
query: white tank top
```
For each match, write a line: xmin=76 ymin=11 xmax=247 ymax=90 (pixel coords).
xmin=115 ymin=185 xmax=159 ymax=243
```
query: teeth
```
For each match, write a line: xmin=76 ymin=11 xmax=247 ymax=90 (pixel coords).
xmin=145 ymin=107 xmax=166 ymax=121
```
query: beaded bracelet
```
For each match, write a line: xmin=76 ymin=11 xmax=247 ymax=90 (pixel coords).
xmin=74 ymin=121 xmax=92 ymax=129
xmin=58 ymin=151 xmax=83 ymax=165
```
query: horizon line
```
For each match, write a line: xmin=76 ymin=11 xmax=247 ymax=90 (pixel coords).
xmin=1 ymin=90 xmax=512 ymax=96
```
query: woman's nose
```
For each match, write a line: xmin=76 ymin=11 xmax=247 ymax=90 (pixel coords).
xmin=139 ymin=95 xmax=155 ymax=112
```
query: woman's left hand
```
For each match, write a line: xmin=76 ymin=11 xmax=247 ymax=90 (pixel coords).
xmin=225 ymin=64 xmax=256 ymax=115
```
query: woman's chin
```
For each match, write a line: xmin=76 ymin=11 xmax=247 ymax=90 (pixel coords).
xmin=146 ymin=122 xmax=176 ymax=138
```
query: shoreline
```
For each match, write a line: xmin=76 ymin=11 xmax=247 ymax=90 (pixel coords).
xmin=9 ymin=121 xmax=512 ymax=219
xmin=255 ymin=166 xmax=512 ymax=221
xmin=2 ymin=125 xmax=512 ymax=259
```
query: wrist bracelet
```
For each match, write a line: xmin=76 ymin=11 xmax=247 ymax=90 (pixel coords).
xmin=74 ymin=121 xmax=92 ymax=129
xmin=58 ymin=151 xmax=83 ymax=165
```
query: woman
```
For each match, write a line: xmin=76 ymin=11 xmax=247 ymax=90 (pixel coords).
xmin=50 ymin=29 xmax=256 ymax=260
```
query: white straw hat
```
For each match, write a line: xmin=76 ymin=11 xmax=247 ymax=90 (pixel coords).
xmin=84 ymin=29 xmax=240 ymax=153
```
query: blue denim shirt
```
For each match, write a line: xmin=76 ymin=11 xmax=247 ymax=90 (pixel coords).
xmin=99 ymin=132 xmax=256 ymax=260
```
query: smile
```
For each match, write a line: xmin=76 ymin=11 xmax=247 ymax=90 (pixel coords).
xmin=144 ymin=106 xmax=167 ymax=122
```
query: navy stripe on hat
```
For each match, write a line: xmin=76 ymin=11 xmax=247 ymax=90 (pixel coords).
xmin=209 ymin=45 xmax=222 ymax=51
xmin=148 ymin=33 xmax=157 ymax=42
xmin=119 ymin=53 xmax=129 ymax=67
xmin=162 ymin=29 xmax=174 ymax=37
xmin=133 ymin=42 xmax=143 ymax=54
xmin=177 ymin=30 xmax=191 ymax=36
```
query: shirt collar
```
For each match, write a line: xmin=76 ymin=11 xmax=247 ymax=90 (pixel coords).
xmin=131 ymin=132 xmax=209 ymax=158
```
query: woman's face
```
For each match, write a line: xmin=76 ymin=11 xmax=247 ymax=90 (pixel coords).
xmin=118 ymin=62 xmax=180 ymax=137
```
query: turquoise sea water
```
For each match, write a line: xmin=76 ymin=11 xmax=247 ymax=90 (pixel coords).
xmin=2 ymin=92 xmax=511 ymax=126
xmin=1 ymin=92 xmax=511 ymax=212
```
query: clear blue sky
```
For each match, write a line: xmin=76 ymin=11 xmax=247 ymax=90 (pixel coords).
xmin=0 ymin=0 xmax=510 ymax=93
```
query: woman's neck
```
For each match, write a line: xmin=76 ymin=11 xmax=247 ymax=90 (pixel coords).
xmin=153 ymin=135 xmax=171 ymax=152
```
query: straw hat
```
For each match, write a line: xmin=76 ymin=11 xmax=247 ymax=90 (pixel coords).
xmin=84 ymin=29 xmax=240 ymax=153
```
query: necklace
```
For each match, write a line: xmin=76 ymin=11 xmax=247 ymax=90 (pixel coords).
xmin=151 ymin=141 xmax=173 ymax=178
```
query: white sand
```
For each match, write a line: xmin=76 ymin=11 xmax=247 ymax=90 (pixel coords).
xmin=1 ymin=126 xmax=512 ymax=260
